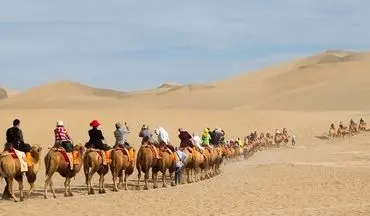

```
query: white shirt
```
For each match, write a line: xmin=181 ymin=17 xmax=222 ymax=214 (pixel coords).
xmin=191 ymin=135 xmax=204 ymax=150
xmin=157 ymin=127 xmax=170 ymax=144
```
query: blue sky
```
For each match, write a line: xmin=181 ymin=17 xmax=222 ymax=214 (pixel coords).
xmin=0 ymin=0 xmax=369 ymax=91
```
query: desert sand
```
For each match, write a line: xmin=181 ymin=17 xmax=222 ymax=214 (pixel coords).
xmin=1 ymin=50 xmax=370 ymax=215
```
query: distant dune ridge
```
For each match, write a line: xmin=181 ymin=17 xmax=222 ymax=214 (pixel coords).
xmin=1 ymin=50 xmax=370 ymax=110
xmin=0 ymin=87 xmax=20 ymax=100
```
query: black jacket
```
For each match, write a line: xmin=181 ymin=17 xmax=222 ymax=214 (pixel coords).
xmin=88 ymin=128 xmax=109 ymax=150
xmin=6 ymin=126 xmax=24 ymax=149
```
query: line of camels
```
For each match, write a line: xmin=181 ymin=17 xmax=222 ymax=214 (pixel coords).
xmin=328 ymin=118 xmax=369 ymax=139
xmin=0 ymin=128 xmax=292 ymax=202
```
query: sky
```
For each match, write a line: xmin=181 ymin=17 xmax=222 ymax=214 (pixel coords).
xmin=0 ymin=0 xmax=369 ymax=91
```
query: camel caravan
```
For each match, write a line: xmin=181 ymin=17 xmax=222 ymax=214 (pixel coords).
xmin=328 ymin=118 xmax=369 ymax=139
xmin=0 ymin=119 xmax=293 ymax=202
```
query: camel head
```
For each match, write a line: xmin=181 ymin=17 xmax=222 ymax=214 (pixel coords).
xmin=30 ymin=145 xmax=43 ymax=162
xmin=74 ymin=144 xmax=85 ymax=156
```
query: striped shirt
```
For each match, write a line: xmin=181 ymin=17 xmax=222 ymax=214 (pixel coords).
xmin=54 ymin=127 xmax=70 ymax=143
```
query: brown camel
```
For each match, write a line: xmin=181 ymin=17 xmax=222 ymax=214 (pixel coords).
xmin=328 ymin=124 xmax=337 ymax=138
xmin=190 ymin=148 xmax=206 ymax=182
xmin=198 ymin=147 xmax=211 ymax=180
xmin=152 ymin=144 xmax=176 ymax=188
xmin=136 ymin=140 xmax=160 ymax=190
xmin=0 ymin=145 xmax=42 ymax=202
xmin=110 ymin=146 xmax=136 ymax=191
xmin=83 ymin=149 xmax=110 ymax=195
xmin=179 ymin=147 xmax=195 ymax=184
xmin=44 ymin=144 xmax=84 ymax=198
xmin=359 ymin=120 xmax=367 ymax=131
xmin=349 ymin=120 xmax=358 ymax=135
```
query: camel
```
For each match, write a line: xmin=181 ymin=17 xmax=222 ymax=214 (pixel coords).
xmin=136 ymin=139 xmax=160 ymax=190
xmin=337 ymin=127 xmax=346 ymax=138
xmin=192 ymin=148 xmax=208 ymax=182
xmin=349 ymin=119 xmax=358 ymax=135
xmin=328 ymin=123 xmax=337 ymax=138
xmin=44 ymin=144 xmax=84 ymax=198
xmin=179 ymin=147 xmax=195 ymax=183
xmin=83 ymin=149 xmax=110 ymax=195
xmin=110 ymin=146 xmax=136 ymax=191
xmin=358 ymin=118 xmax=367 ymax=131
xmin=266 ymin=133 xmax=273 ymax=146
xmin=0 ymin=145 xmax=42 ymax=202
xmin=152 ymin=144 xmax=176 ymax=188
xmin=203 ymin=147 xmax=219 ymax=177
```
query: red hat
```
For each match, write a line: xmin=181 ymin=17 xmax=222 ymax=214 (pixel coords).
xmin=89 ymin=120 xmax=101 ymax=127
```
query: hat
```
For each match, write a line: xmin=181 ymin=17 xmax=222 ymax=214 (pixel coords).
xmin=115 ymin=122 xmax=122 ymax=128
xmin=89 ymin=120 xmax=101 ymax=127
xmin=56 ymin=120 xmax=64 ymax=126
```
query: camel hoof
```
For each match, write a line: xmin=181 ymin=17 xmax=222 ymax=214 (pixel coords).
xmin=162 ymin=184 xmax=167 ymax=188
xmin=13 ymin=199 xmax=18 ymax=203
xmin=43 ymin=195 xmax=47 ymax=199
xmin=69 ymin=192 xmax=74 ymax=196
xmin=171 ymin=182 xmax=176 ymax=187
xmin=124 ymin=187 xmax=128 ymax=191
xmin=144 ymin=186 xmax=149 ymax=190
xmin=20 ymin=197 xmax=24 ymax=202
xmin=64 ymin=193 xmax=69 ymax=197
xmin=153 ymin=185 xmax=158 ymax=189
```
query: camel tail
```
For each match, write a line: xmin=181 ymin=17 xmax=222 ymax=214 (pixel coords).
xmin=44 ymin=154 xmax=52 ymax=176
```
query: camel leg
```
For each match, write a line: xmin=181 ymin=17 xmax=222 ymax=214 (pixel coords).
xmin=64 ymin=177 xmax=69 ymax=197
xmin=44 ymin=174 xmax=52 ymax=199
xmin=144 ymin=171 xmax=150 ymax=190
xmin=2 ymin=177 xmax=11 ymax=200
xmin=170 ymin=170 xmax=176 ymax=186
xmin=137 ymin=169 xmax=141 ymax=190
xmin=162 ymin=170 xmax=167 ymax=188
xmin=186 ymin=168 xmax=190 ymax=183
xmin=98 ymin=174 xmax=106 ymax=194
xmin=124 ymin=172 xmax=128 ymax=190
xmin=67 ymin=177 xmax=73 ymax=196
xmin=28 ymin=182 xmax=35 ymax=199
xmin=18 ymin=178 xmax=24 ymax=202
xmin=112 ymin=170 xmax=119 ymax=192
xmin=49 ymin=177 xmax=57 ymax=198
xmin=152 ymin=171 xmax=158 ymax=189
xmin=118 ymin=170 xmax=123 ymax=190
xmin=87 ymin=169 xmax=97 ymax=195
xmin=7 ymin=177 xmax=18 ymax=202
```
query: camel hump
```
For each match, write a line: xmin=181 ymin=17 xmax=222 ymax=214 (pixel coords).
xmin=164 ymin=147 xmax=173 ymax=155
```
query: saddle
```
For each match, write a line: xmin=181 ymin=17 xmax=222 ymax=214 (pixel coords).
xmin=1 ymin=148 xmax=28 ymax=172
xmin=114 ymin=146 xmax=134 ymax=162
xmin=142 ymin=144 xmax=161 ymax=159
xmin=51 ymin=147 xmax=80 ymax=169
xmin=86 ymin=148 xmax=111 ymax=165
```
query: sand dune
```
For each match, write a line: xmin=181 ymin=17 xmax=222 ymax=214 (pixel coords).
xmin=1 ymin=50 xmax=370 ymax=110
xmin=0 ymin=87 xmax=20 ymax=100
xmin=1 ymin=50 xmax=370 ymax=215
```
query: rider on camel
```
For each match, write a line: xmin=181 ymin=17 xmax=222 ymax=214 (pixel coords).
xmin=5 ymin=119 xmax=32 ymax=167
xmin=330 ymin=123 xmax=335 ymax=129
xmin=54 ymin=121 xmax=73 ymax=152
xmin=191 ymin=132 xmax=204 ymax=152
xmin=178 ymin=128 xmax=193 ymax=148
xmin=114 ymin=122 xmax=131 ymax=149
xmin=201 ymin=128 xmax=211 ymax=147
xmin=86 ymin=120 xmax=111 ymax=164
xmin=139 ymin=124 xmax=160 ymax=159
